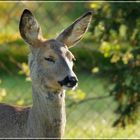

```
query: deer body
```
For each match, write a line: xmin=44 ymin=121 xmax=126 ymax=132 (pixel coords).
xmin=0 ymin=103 xmax=29 ymax=137
xmin=0 ymin=9 xmax=92 ymax=138
xmin=0 ymin=89 xmax=65 ymax=138
xmin=27 ymin=86 xmax=66 ymax=137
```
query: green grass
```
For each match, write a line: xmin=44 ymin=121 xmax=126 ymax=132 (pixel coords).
xmin=0 ymin=72 xmax=140 ymax=138
xmin=0 ymin=74 xmax=32 ymax=105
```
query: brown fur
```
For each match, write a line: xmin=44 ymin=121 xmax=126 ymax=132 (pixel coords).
xmin=0 ymin=9 xmax=92 ymax=138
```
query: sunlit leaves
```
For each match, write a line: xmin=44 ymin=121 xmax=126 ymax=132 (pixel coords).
xmin=110 ymin=54 xmax=121 ymax=63
xmin=0 ymin=80 xmax=7 ymax=102
xmin=0 ymin=88 xmax=7 ymax=102
xmin=122 ymin=52 xmax=134 ymax=64
xmin=100 ymin=41 xmax=121 ymax=60
xmin=119 ymin=24 xmax=127 ymax=40
xmin=94 ymin=21 xmax=105 ymax=40
xmin=90 ymin=2 xmax=140 ymax=127
xmin=92 ymin=67 xmax=99 ymax=74
xmin=19 ymin=62 xmax=31 ymax=81
xmin=16 ymin=99 xmax=24 ymax=105
xmin=90 ymin=3 xmax=102 ymax=10
xmin=67 ymin=89 xmax=86 ymax=102
xmin=99 ymin=40 xmax=134 ymax=64
xmin=0 ymin=32 xmax=20 ymax=45
xmin=100 ymin=41 xmax=111 ymax=58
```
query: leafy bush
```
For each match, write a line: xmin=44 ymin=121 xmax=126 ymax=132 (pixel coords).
xmin=90 ymin=2 xmax=140 ymax=127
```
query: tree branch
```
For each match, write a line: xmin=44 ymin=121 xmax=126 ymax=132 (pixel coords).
xmin=67 ymin=94 xmax=112 ymax=108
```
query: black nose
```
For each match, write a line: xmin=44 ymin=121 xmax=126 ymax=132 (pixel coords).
xmin=67 ymin=76 xmax=78 ymax=87
xmin=58 ymin=76 xmax=78 ymax=87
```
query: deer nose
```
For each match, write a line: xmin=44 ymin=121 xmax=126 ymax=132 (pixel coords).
xmin=58 ymin=76 xmax=78 ymax=88
xmin=67 ymin=76 xmax=78 ymax=87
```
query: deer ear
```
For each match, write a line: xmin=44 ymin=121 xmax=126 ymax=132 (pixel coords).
xmin=19 ymin=9 xmax=42 ymax=46
xmin=56 ymin=11 xmax=92 ymax=48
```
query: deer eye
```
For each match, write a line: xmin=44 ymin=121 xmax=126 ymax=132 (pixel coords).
xmin=44 ymin=57 xmax=55 ymax=63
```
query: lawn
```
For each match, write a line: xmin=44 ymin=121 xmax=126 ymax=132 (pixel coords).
xmin=0 ymin=72 xmax=140 ymax=138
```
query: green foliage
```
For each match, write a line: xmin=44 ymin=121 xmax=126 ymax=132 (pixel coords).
xmin=90 ymin=2 xmax=140 ymax=127
xmin=19 ymin=62 xmax=31 ymax=81
xmin=1 ymin=2 xmax=140 ymax=130
xmin=0 ymin=79 xmax=7 ymax=102
xmin=67 ymin=89 xmax=86 ymax=101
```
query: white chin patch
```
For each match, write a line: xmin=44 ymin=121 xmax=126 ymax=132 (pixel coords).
xmin=63 ymin=84 xmax=78 ymax=90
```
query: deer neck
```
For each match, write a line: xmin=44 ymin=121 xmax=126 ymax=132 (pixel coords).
xmin=27 ymin=83 xmax=66 ymax=138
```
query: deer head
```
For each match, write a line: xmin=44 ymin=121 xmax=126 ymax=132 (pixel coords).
xmin=19 ymin=9 xmax=92 ymax=92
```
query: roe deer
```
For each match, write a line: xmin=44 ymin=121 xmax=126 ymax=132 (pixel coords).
xmin=0 ymin=9 xmax=92 ymax=138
